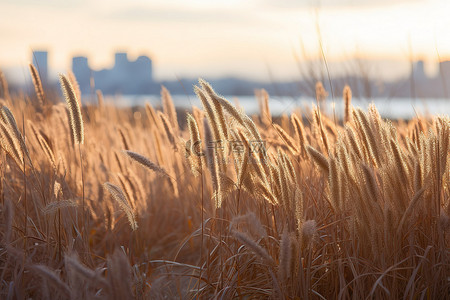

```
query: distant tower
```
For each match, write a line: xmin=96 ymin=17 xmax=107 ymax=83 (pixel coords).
xmin=439 ymin=61 xmax=450 ymax=97
xmin=114 ymin=52 xmax=129 ymax=71
xmin=413 ymin=60 xmax=426 ymax=81
xmin=72 ymin=56 xmax=91 ymax=93
xmin=439 ymin=61 xmax=450 ymax=78
xmin=134 ymin=56 xmax=153 ymax=82
xmin=32 ymin=51 xmax=48 ymax=82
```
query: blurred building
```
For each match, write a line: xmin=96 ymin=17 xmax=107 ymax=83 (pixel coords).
xmin=439 ymin=61 xmax=450 ymax=79
xmin=412 ymin=60 xmax=426 ymax=81
xmin=72 ymin=56 xmax=91 ymax=90
xmin=32 ymin=51 xmax=48 ymax=82
xmin=72 ymin=52 xmax=153 ymax=95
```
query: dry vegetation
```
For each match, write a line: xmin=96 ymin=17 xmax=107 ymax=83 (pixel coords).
xmin=0 ymin=67 xmax=449 ymax=299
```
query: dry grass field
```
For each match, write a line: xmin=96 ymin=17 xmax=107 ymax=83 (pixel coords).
xmin=0 ymin=68 xmax=449 ymax=299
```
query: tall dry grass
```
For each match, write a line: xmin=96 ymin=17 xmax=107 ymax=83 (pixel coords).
xmin=0 ymin=70 xmax=448 ymax=299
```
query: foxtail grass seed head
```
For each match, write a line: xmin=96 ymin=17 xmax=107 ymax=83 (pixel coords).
xmin=273 ymin=124 xmax=299 ymax=155
xmin=67 ymin=70 xmax=81 ymax=103
xmin=123 ymin=150 xmax=169 ymax=177
xmin=194 ymin=85 xmax=222 ymax=143
xmin=302 ymin=220 xmax=317 ymax=247
xmin=0 ymin=121 xmax=23 ymax=169
xmin=343 ymin=85 xmax=352 ymax=124
xmin=42 ymin=200 xmax=78 ymax=215
xmin=187 ymin=113 xmax=203 ymax=175
xmin=59 ymin=74 xmax=84 ymax=144
xmin=29 ymin=63 xmax=45 ymax=107
xmin=161 ymin=85 xmax=179 ymax=133
xmin=37 ymin=134 xmax=56 ymax=168
xmin=233 ymin=230 xmax=275 ymax=266
xmin=158 ymin=111 xmax=176 ymax=147
xmin=307 ymin=145 xmax=329 ymax=174
xmin=0 ymin=70 xmax=10 ymax=100
xmin=104 ymin=182 xmax=138 ymax=231
xmin=302 ymin=220 xmax=317 ymax=238
xmin=315 ymin=81 xmax=328 ymax=106
xmin=278 ymin=228 xmax=292 ymax=281
xmin=199 ymin=79 xmax=229 ymax=140
xmin=256 ymin=89 xmax=272 ymax=126
xmin=1 ymin=106 xmax=29 ymax=158
xmin=291 ymin=113 xmax=307 ymax=155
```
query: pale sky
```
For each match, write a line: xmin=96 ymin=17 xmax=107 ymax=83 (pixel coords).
xmin=1 ymin=0 xmax=449 ymax=82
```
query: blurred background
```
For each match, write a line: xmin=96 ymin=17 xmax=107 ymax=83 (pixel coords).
xmin=1 ymin=0 xmax=449 ymax=118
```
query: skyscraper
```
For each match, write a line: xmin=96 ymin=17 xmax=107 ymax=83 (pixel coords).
xmin=72 ymin=56 xmax=91 ymax=93
xmin=32 ymin=51 xmax=48 ymax=82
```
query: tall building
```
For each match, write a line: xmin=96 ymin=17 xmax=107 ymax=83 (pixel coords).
xmin=114 ymin=52 xmax=129 ymax=70
xmin=72 ymin=56 xmax=91 ymax=93
xmin=439 ymin=61 xmax=450 ymax=95
xmin=111 ymin=52 xmax=153 ymax=87
xmin=134 ymin=55 xmax=153 ymax=82
xmin=412 ymin=60 xmax=426 ymax=81
xmin=439 ymin=61 xmax=450 ymax=78
xmin=32 ymin=51 xmax=48 ymax=82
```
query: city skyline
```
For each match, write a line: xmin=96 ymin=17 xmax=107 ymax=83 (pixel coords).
xmin=25 ymin=49 xmax=450 ymax=98
xmin=2 ymin=47 xmax=447 ymax=86
xmin=1 ymin=0 xmax=450 ymax=83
